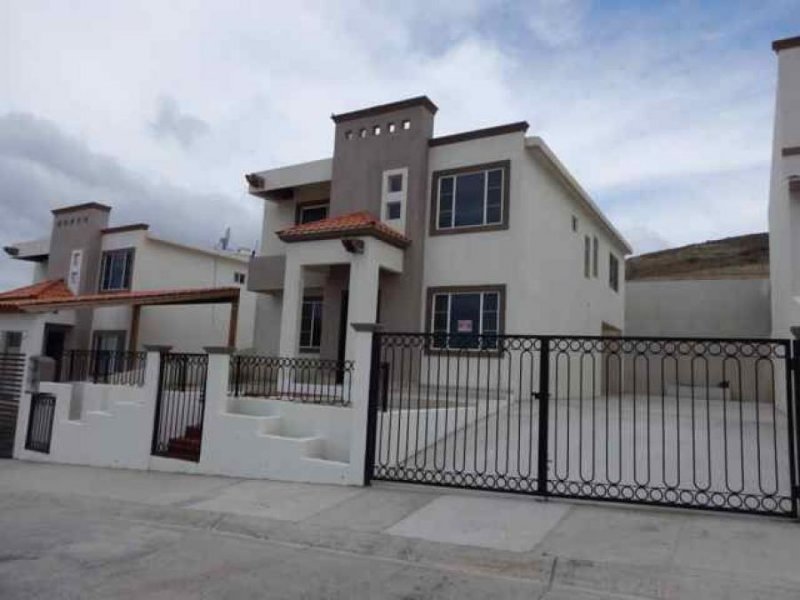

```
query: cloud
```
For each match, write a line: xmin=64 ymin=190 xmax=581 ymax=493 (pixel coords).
xmin=0 ymin=112 xmax=260 ymax=290
xmin=149 ymin=96 xmax=209 ymax=148
xmin=525 ymin=0 xmax=589 ymax=47
xmin=0 ymin=0 xmax=794 ymax=291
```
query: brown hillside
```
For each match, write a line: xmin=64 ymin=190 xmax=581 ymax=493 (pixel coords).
xmin=626 ymin=233 xmax=769 ymax=281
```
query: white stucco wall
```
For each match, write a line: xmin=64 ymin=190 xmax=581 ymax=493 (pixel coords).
xmin=769 ymin=44 xmax=800 ymax=338
xmin=626 ymin=278 xmax=772 ymax=338
xmin=90 ymin=233 xmax=256 ymax=351
xmin=424 ymin=132 xmax=626 ymax=336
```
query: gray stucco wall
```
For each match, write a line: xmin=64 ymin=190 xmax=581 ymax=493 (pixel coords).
xmin=330 ymin=103 xmax=435 ymax=335
xmin=625 ymin=278 xmax=771 ymax=338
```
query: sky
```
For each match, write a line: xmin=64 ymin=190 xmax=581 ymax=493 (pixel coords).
xmin=0 ymin=0 xmax=796 ymax=290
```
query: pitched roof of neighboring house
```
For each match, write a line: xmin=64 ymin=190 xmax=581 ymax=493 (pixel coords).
xmin=277 ymin=211 xmax=411 ymax=249
xmin=0 ymin=279 xmax=74 ymax=312
xmin=626 ymin=233 xmax=769 ymax=281
xmin=13 ymin=286 xmax=241 ymax=313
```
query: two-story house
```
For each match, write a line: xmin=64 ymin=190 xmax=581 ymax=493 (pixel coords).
xmin=770 ymin=35 xmax=800 ymax=339
xmin=1 ymin=202 xmax=256 ymax=363
xmin=245 ymin=96 xmax=631 ymax=364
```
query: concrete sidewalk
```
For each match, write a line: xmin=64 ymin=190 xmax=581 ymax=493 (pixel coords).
xmin=0 ymin=461 xmax=799 ymax=598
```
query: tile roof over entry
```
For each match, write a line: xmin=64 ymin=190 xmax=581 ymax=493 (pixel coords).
xmin=0 ymin=280 xmax=240 ymax=313
xmin=277 ymin=211 xmax=410 ymax=249
xmin=0 ymin=280 xmax=74 ymax=312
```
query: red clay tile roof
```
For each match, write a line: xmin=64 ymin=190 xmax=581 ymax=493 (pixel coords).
xmin=0 ymin=279 xmax=74 ymax=311
xmin=277 ymin=211 xmax=410 ymax=249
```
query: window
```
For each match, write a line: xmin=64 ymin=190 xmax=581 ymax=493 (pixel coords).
xmin=572 ymin=215 xmax=578 ymax=232
xmin=99 ymin=248 xmax=134 ymax=291
xmin=593 ymin=236 xmax=599 ymax=278
xmin=92 ymin=330 xmax=126 ymax=353
xmin=345 ymin=130 xmax=353 ymax=140
xmin=584 ymin=236 xmax=591 ymax=278
xmin=234 ymin=272 xmax=246 ymax=285
xmin=388 ymin=122 xmax=396 ymax=133
xmin=388 ymin=174 xmax=403 ymax=193
xmin=433 ymin=162 xmax=509 ymax=233
xmin=386 ymin=201 xmax=402 ymax=220
xmin=299 ymin=296 xmax=323 ymax=352
xmin=1 ymin=331 xmax=22 ymax=353
xmin=359 ymin=128 xmax=367 ymax=138
xmin=373 ymin=125 xmax=381 ymax=136
xmin=609 ymin=254 xmax=620 ymax=292
xmin=402 ymin=119 xmax=410 ymax=130
xmin=428 ymin=286 xmax=504 ymax=350
xmin=297 ymin=202 xmax=329 ymax=225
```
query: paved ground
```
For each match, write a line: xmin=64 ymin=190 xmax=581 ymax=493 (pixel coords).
xmin=1 ymin=461 xmax=799 ymax=599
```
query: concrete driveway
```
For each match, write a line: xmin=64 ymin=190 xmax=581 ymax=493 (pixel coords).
xmin=1 ymin=461 xmax=799 ymax=599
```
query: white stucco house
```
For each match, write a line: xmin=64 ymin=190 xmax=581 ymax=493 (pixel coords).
xmin=769 ymin=35 xmax=800 ymax=339
xmin=1 ymin=202 xmax=257 ymax=364
xmin=246 ymin=96 xmax=631 ymax=364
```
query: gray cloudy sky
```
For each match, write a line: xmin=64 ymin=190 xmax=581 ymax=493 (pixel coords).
xmin=0 ymin=0 xmax=795 ymax=290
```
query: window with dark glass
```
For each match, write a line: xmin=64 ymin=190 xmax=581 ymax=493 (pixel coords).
xmin=593 ymin=236 xmax=599 ymax=278
xmin=298 ymin=203 xmax=329 ymax=225
xmin=584 ymin=236 xmax=591 ymax=278
xmin=435 ymin=165 xmax=505 ymax=231
xmin=299 ymin=296 xmax=323 ymax=352
xmin=99 ymin=248 xmax=134 ymax=291
xmin=388 ymin=174 xmax=403 ymax=193
xmin=430 ymin=288 xmax=502 ymax=350
xmin=609 ymin=254 xmax=620 ymax=292
xmin=386 ymin=201 xmax=401 ymax=220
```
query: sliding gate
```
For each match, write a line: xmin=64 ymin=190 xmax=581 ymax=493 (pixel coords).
xmin=366 ymin=333 xmax=799 ymax=518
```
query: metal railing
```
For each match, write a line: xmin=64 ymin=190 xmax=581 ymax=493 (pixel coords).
xmin=25 ymin=392 xmax=56 ymax=454
xmin=229 ymin=355 xmax=353 ymax=407
xmin=59 ymin=350 xmax=147 ymax=386
xmin=367 ymin=332 xmax=798 ymax=518
xmin=151 ymin=353 xmax=207 ymax=462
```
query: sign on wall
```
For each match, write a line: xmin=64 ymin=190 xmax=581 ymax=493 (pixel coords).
xmin=67 ymin=249 xmax=83 ymax=294
xmin=457 ymin=320 xmax=473 ymax=333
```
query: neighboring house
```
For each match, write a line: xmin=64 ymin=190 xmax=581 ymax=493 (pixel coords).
xmin=769 ymin=35 xmax=800 ymax=339
xmin=625 ymin=233 xmax=771 ymax=338
xmin=245 ymin=96 xmax=631 ymax=363
xmin=1 ymin=202 xmax=256 ymax=360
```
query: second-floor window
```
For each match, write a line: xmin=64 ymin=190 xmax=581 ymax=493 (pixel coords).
xmin=609 ymin=253 xmax=620 ymax=292
xmin=297 ymin=202 xmax=329 ymax=225
xmin=432 ymin=161 xmax=510 ymax=234
xmin=99 ymin=248 xmax=134 ymax=292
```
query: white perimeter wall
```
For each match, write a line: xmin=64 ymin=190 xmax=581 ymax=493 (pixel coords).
xmin=424 ymin=133 xmax=626 ymax=337
xmin=626 ymin=278 xmax=772 ymax=338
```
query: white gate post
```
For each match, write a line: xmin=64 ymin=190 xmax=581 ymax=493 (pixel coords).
xmin=200 ymin=346 xmax=234 ymax=468
xmin=347 ymin=323 xmax=380 ymax=485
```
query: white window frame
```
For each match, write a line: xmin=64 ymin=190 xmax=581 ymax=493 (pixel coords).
xmin=99 ymin=248 xmax=134 ymax=292
xmin=381 ymin=167 xmax=408 ymax=233
xmin=298 ymin=202 xmax=330 ymax=225
xmin=436 ymin=167 xmax=505 ymax=231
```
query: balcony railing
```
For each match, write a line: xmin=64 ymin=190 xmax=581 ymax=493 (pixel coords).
xmin=59 ymin=350 xmax=147 ymax=387
xmin=229 ymin=355 xmax=352 ymax=407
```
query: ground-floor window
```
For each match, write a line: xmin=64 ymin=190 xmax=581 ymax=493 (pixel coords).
xmin=299 ymin=296 xmax=323 ymax=353
xmin=427 ymin=285 xmax=505 ymax=350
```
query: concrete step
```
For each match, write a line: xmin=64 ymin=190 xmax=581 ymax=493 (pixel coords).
xmin=298 ymin=456 xmax=350 ymax=484
xmin=227 ymin=397 xmax=277 ymax=417
xmin=257 ymin=432 xmax=323 ymax=458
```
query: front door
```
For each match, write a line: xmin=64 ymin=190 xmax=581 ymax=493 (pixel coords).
xmin=42 ymin=324 xmax=70 ymax=378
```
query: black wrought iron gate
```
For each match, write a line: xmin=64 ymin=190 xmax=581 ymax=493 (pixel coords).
xmin=151 ymin=353 xmax=208 ymax=462
xmin=365 ymin=333 xmax=799 ymax=518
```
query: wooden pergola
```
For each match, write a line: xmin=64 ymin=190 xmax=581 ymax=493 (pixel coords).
xmin=18 ymin=286 xmax=241 ymax=349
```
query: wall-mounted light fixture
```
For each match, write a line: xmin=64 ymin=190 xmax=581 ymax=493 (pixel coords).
xmin=341 ymin=238 xmax=364 ymax=254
